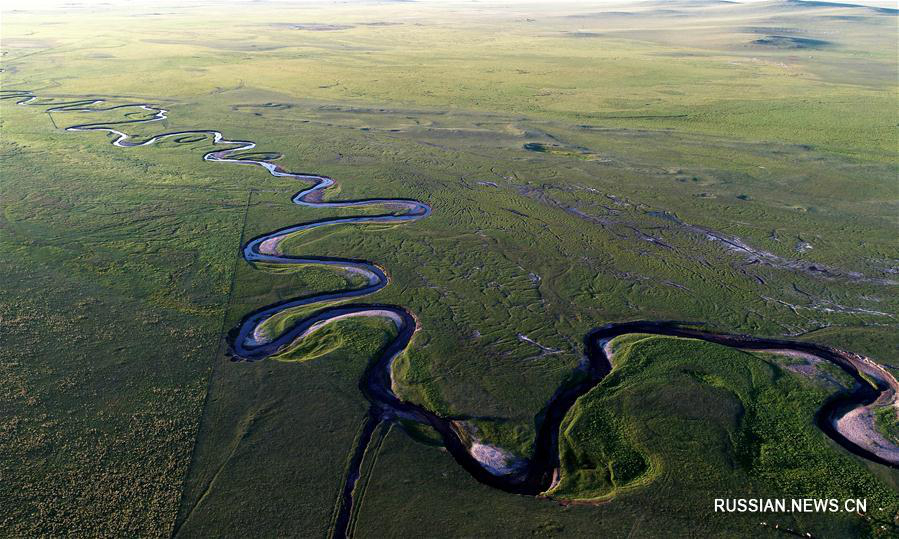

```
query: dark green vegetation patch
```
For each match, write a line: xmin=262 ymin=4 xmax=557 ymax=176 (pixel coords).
xmin=750 ymin=35 xmax=833 ymax=49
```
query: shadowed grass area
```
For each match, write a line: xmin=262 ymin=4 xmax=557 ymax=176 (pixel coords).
xmin=751 ymin=35 xmax=833 ymax=49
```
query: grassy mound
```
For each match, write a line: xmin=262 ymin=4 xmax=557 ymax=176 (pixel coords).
xmin=271 ymin=316 xmax=398 ymax=363
xmin=551 ymin=335 xmax=899 ymax=514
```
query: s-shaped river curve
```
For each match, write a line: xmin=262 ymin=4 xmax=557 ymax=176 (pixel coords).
xmin=4 ymin=90 xmax=898 ymax=538
xmin=1 ymin=89 xmax=429 ymax=537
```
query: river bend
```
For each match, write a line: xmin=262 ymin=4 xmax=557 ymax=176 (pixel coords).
xmin=4 ymin=90 xmax=896 ymax=539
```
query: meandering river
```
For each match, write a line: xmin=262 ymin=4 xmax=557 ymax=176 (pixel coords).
xmin=4 ymin=90 xmax=896 ymax=539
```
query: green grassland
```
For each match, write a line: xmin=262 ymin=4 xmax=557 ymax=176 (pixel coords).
xmin=552 ymin=337 xmax=897 ymax=511
xmin=355 ymin=336 xmax=898 ymax=538
xmin=2 ymin=0 xmax=897 ymax=536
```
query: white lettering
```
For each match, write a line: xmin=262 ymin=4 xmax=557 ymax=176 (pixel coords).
xmin=845 ymin=499 xmax=867 ymax=513
xmin=715 ymin=497 xmax=863 ymax=513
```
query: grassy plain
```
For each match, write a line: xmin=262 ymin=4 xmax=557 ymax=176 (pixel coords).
xmin=2 ymin=0 xmax=897 ymax=536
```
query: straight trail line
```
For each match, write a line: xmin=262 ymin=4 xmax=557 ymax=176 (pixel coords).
xmin=171 ymin=188 xmax=253 ymax=538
